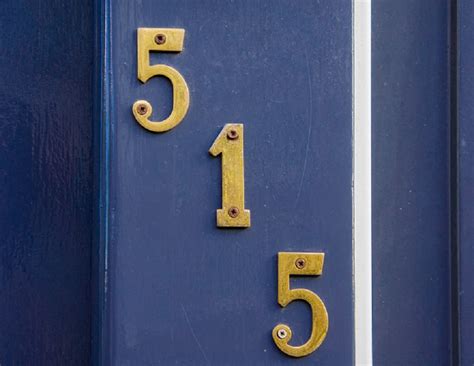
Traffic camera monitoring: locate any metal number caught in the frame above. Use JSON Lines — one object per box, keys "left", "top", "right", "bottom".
{"left": 132, "top": 28, "right": 190, "bottom": 132}
{"left": 209, "top": 123, "right": 250, "bottom": 227}
{"left": 273, "top": 252, "right": 329, "bottom": 357}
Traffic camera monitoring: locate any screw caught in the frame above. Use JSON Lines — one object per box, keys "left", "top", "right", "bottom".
{"left": 136, "top": 103, "right": 148, "bottom": 115}
{"left": 154, "top": 33, "right": 166, "bottom": 45}
{"left": 228, "top": 206, "right": 240, "bottom": 218}
{"left": 295, "top": 258, "right": 306, "bottom": 269}
{"left": 226, "top": 128, "right": 239, "bottom": 140}
{"left": 277, "top": 328, "right": 288, "bottom": 340}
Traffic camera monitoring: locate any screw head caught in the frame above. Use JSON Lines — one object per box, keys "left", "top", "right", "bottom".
{"left": 277, "top": 328, "right": 288, "bottom": 340}
{"left": 227, "top": 128, "right": 239, "bottom": 140}
{"left": 154, "top": 33, "right": 166, "bottom": 45}
{"left": 228, "top": 206, "right": 240, "bottom": 218}
{"left": 136, "top": 103, "right": 148, "bottom": 116}
{"left": 295, "top": 258, "right": 306, "bottom": 269}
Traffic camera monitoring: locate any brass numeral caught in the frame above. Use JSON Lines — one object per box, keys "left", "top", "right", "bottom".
{"left": 132, "top": 28, "right": 190, "bottom": 132}
{"left": 209, "top": 124, "right": 250, "bottom": 227}
{"left": 273, "top": 252, "right": 329, "bottom": 357}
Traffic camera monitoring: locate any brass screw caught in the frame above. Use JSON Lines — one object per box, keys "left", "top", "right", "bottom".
{"left": 227, "top": 128, "right": 239, "bottom": 140}
{"left": 154, "top": 33, "right": 166, "bottom": 45}
{"left": 295, "top": 258, "right": 306, "bottom": 269}
{"left": 228, "top": 206, "right": 240, "bottom": 218}
{"left": 277, "top": 328, "right": 288, "bottom": 339}
{"left": 136, "top": 103, "right": 148, "bottom": 115}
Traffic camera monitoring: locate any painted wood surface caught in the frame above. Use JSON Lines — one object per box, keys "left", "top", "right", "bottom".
{"left": 3, "top": 1, "right": 472, "bottom": 364}
{"left": 458, "top": 1, "right": 474, "bottom": 364}
{"left": 0, "top": 0, "right": 95, "bottom": 364}
{"left": 98, "top": 1, "right": 353, "bottom": 365}
{"left": 372, "top": 1, "right": 454, "bottom": 364}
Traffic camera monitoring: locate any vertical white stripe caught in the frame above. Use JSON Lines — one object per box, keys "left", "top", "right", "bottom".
{"left": 354, "top": 0, "right": 373, "bottom": 365}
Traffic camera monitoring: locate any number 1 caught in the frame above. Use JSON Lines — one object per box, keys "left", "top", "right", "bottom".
{"left": 209, "top": 124, "right": 250, "bottom": 228}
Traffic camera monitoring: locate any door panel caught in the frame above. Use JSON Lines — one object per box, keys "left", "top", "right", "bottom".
{"left": 458, "top": 1, "right": 474, "bottom": 364}
{"left": 0, "top": 0, "right": 94, "bottom": 364}
{"left": 372, "top": 1, "right": 453, "bottom": 365}
{"left": 100, "top": 1, "right": 353, "bottom": 365}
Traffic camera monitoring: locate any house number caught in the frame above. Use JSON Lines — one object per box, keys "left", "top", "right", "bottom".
{"left": 209, "top": 124, "right": 251, "bottom": 228}
{"left": 132, "top": 28, "right": 190, "bottom": 132}
{"left": 132, "top": 27, "right": 329, "bottom": 358}
{"left": 273, "top": 252, "right": 329, "bottom": 357}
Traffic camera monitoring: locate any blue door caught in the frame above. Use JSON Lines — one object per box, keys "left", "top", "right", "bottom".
{"left": 3, "top": 0, "right": 474, "bottom": 365}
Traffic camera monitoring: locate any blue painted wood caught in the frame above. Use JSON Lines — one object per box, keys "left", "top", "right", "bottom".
{"left": 458, "top": 1, "right": 474, "bottom": 364}
{"left": 98, "top": 1, "right": 353, "bottom": 364}
{"left": 0, "top": 0, "right": 94, "bottom": 364}
{"left": 372, "top": 1, "right": 454, "bottom": 365}
{"left": 92, "top": 0, "right": 113, "bottom": 364}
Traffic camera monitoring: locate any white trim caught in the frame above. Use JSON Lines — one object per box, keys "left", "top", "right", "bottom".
{"left": 354, "top": 0, "right": 373, "bottom": 365}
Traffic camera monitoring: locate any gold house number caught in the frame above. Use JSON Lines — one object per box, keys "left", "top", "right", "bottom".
{"left": 132, "top": 27, "right": 329, "bottom": 359}
{"left": 273, "top": 252, "right": 329, "bottom": 357}
{"left": 209, "top": 123, "right": 251, "bottom": 228}
{"left": 132, "top": 28, "right": 190, "bottom": 132}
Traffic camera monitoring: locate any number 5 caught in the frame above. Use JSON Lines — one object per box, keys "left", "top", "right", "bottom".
{"left": 132, "top": 28, "right": 190, "bottom": 132}
{"left": 273, "top": 252, "right": 329, "bottom": 357}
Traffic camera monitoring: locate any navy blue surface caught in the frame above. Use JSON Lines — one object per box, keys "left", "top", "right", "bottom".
{"left": 372, "top": 1, "right": 453, "bottom": 365}
{"left": 0, "top": 0, "right": 94, "bottom": 364}
{"left": 458, "top": 1, "right": 474, "bottom": 364}
{"left": 101, "top": 1, "right": 353, "bottom": 365}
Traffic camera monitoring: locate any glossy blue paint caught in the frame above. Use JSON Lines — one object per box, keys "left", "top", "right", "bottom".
{"left": 372, "top": 1, "right": 454, "bottom": 365}
{"left": 458, "top": 1, "right": 474, "bottom": 364}
{"left": 98, "top": 1, "right": 353, "bottom": 365}
{"left": 0, "top": 0, "right": 94, "bottom": 364}
{"left": 92, "top": 0, "right": 113, "bottom": 364}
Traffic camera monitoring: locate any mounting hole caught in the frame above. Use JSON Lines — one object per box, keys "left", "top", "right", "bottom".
{"left": 155, "top": 33, "right": 166, "bottom": 45}
{"left": 277, "top": 328, "right": 288, "bottom": 339}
